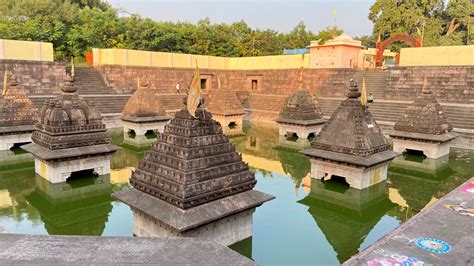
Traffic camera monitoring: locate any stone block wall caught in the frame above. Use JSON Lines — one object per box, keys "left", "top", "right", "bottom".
{"left": 0, "top": 60, "right": 65, "bottom": 95}
{"left": 387, "top": 66, "right": 474, "bottom": 103}
{"left": 97, "top": 65, "right": 356, "bottom": 97}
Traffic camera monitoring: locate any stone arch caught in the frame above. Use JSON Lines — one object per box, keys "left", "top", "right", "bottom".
{"left": 375, "top": 34, "right": 422, "bottom": 67}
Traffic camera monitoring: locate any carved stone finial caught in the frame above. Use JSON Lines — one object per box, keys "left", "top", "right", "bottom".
{"left": 348, "top": 79, "right": 361, "bottom": 98}
{"left": 61, "top": 73, "right": 77, "bottom": 93}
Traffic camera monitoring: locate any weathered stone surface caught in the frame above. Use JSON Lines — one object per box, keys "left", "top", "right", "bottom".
{"left": 0, "top": 71, "right": 38, "bottom": 129}
{"left": 207, "top": 89, "right": 245, "bottom": 116}
{"left": 277, "top": 86, "right": 322, "bottom": 124}
{"left": 344, "top": 177, "right": 474, "bottom": 266}
{"left": 309, "top": 80, "right": 391, "bottom": 157}
{"left": 122, "top": 79, "right": 168, "bottom": 119}
{"left": 0, "top": 60, "right": 64, "bottom": 95}
{"left": 26, "top": 74, "right": 118, "bottom": 152}
{"left": 387, "top": 66, "right": 474, "bottom": 103}
{"left": 113, "top": 188, "right": 274, "bottom": 232}
{"left": 394, "top": 80, "right": 453, "bottom": 135}
{"left": 0, "top": 234, "right": 255, "bottom": 265}
{"left": 126, "top": 103, "right": 259, "bottom": 209}
{"left": 21, "top": 74, "right": 119, "bottom": 181}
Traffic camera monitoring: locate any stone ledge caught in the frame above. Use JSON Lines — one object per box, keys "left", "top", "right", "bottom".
{"left": 390, "top": 130, "right": 458, "bottom": 143}
{"left": 276, "top": 118, "right": 327, "bottom": 126}
{"left": 113, "top": 188, "right": 275, "bottom": 232}
{"left": 121, "top": 115, "right": 171, "bottom": 123}
{"left": 343, "top": 177, "right": 474, "bottom": 266}
{"left": 0, "top": 125, "right": 35, "bottom": 134}
{"left": 0, "top": 234, "right": 255, "bottom": 265}
{"left": 21, "top": 143, "right": 120, "bottom": 160}
{"left": 301, "top": 149, "right": 400, "bottom": 167}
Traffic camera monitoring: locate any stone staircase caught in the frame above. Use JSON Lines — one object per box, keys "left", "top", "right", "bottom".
{"left": 318, "top": 97, "right": 474, "bottom": 130}
{"left": 243, "top": 94, "right": 287, "bottom": 112}
{"left": 355, "top": 71, "right": 389, "bottom": 100}
{"left": 72, "top": 67, "right": 112, "bottom": 95}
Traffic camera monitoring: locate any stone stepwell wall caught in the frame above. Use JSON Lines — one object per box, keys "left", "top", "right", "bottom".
{"left": 0, "top": 60, "right": 65, "bottom": 95}
{"left": 387, "top": 66, "right": 474, "bottom": 103}
{"left": 96, "top": 65, "right": 356, "bottom": 97}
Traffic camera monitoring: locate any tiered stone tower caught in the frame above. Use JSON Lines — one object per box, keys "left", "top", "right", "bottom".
{"left": 22, "top": 74, "right": 119, "bottom": 183}
{"left": 301, "top": 79, "right": 400, "bottom": 190}
{"left": 206, "top": 89, "right": 245, "bottom": 135}
{"left": 121, "top": 79, "right": 170, "bottom": 147}
{"left": 113, "top": 99, "right": 274, "bottom": 246}
{"left": 0, "top": 71, "right": 38, "bottom": 150}
{"left": 390, "top": 79, "right": 458, "bottom": 159}
{"left": 276, "top": 83, "right": 326, "bottom": 147}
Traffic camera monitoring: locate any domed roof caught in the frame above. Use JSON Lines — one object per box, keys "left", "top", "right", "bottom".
{"left": 122, "top": 79, "right": 167, "bottom": 118}
{"left": 39, "top": 74, "right": 102, "bottom": 127}
{"left": 31, "top": 74, "right": 112, "bottom": 150}
{"left": 277, "top": 85, "right": 322, "bottom": 123}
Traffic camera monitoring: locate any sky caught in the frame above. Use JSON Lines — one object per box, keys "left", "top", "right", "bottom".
{"left": 107, "top": 0, "right": 375, "bottom": 37}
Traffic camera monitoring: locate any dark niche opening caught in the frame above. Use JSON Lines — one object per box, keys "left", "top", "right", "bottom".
{"left": 404, "top": 149, "right": 426, "bottom": 160}
{"left": 285, "top": 132, "right": 298, "bottom": 142}
{"left": 200, "top": 78, "right": 207, "bottom": 90}
{"left": 228, "top": 122, "right": 237, "bottom": 129}
{"left": 251, "top": 80, "right": 258, "bottom": 91}
{"left": 66, "top": 169, "right": 97, "bottom": 186}
{"left": 127, "top": 129, "right": 136, "bottom": 139}
{"left": 145, "top": 130, "right": 157, "bottom": 139}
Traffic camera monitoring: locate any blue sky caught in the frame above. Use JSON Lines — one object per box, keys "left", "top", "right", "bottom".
{"left": 107, "top": 0, "right": 375, "bottom": 37}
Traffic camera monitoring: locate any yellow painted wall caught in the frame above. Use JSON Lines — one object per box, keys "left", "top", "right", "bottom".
{"left": 400, "top": 45, "right": 474, "bottom": 66}
{"left": 93, "top": 48, "right": 309, "bottom": 70}
{"left": 0, "top": 39, "right": 53, "bottom": 61}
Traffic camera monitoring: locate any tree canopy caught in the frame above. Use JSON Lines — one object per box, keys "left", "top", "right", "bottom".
{"left": 368, "top": 0, "right": 473, "bottom": 49}
{"left": 0, "top": 0, "right": 342, "bottom": 61}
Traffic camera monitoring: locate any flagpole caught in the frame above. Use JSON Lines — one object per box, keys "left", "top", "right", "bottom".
{"left": 2, "top": 70, "right": 7, "bottom": 97}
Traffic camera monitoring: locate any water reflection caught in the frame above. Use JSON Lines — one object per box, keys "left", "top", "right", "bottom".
{"left": 299, "top": 179, "right": 395, "bottom": 262}
{"left": 0, "top": 124, "right": 471, "bottom": 264}
{"left": 229, "top": 123, "right": 474, "bottom": 264}
{"left": 26, "top": 174, "right": 113, "bottom": 236}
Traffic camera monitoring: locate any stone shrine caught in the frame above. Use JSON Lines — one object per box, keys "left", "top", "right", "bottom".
{"left": 21, "top": 74, "right": 119, "bottom": 183}
{"left": 113, "top": 98, "right": 274, "bottom": 246}
{"left": 276, "top": 81, "right": 325, "bottom": 147}
{"left": 0, "top": 71, "right": 38, "bottom": 150}
{"left": 121, "top": 79, "right": 170, "bottom": 147}
{"left": 301, "top": 79, "right": 400, "bottom": 190}
{"left": 390, "top": 78, "right": 458, "bottom": 159}
{"left": 206, "top": 89, "right": 245, "bottom": 135}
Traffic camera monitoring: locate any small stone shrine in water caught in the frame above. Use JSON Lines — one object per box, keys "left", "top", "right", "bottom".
{"left": 114, "top": 92, "right": 274, "bottom": 246}
{"left": 0, "top": 71, "right": 38, "bottom": 150}
{"left": 121, "top": 79, "right": 170, "bottom": 147}
{"left": 276, "top": 78, "right": 325, "bottom": 145}
{"left": 301, "top": 79, "right": 400, "bottom": 190}
{"left": 206, "top": 86, "right": 245, "bottom": 135}
{"left": 390, "top": 77, "right": 457, "bottom": 159}
{"left": 22, "top": 74, "right": 119, "bottom": 183}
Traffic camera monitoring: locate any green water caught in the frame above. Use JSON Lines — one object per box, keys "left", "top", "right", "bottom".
{"left": 0, "top": 124, "right": 472, "bottom": 265}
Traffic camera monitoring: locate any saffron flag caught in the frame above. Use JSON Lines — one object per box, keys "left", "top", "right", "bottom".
{"left": 2, "top": 71, "right": 7, "bottom": 96}
{"left": 217, "top": 76, "right": 221, "bottom": 89}
{"left": 187, "top": 63, "right": 201, "bottom": 117}
{"left": 360, "top": 77, "right": 368, "bottom": 106}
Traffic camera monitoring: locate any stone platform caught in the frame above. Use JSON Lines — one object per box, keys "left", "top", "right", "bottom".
{"left": 344, "top": 177, "right": 474, "bottom": 265}
{"left": 0, "top": 234, "right": 255, "bottom": 265}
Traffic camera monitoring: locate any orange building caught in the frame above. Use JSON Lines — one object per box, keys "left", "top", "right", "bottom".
{"left": 307, "top": 34, "right": 364, "bottom": 69}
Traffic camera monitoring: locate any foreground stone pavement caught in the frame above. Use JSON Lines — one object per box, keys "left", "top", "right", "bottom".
{"left": 344, "top": 177, "right": 474, "bottom": 265}
{"left": 0, "top": 234, "right": 255, "bottom": 265}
